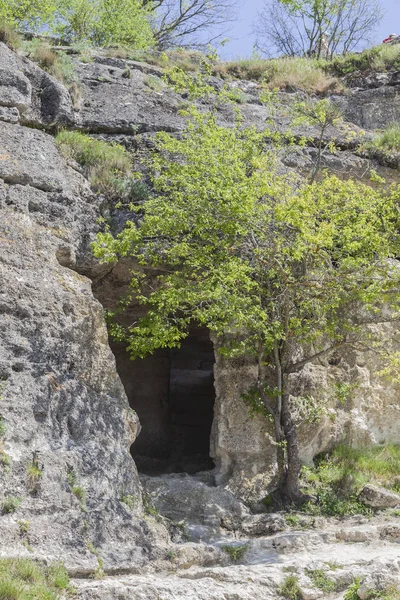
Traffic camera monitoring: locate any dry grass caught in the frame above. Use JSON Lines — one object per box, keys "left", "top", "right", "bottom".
{"left": 32, "top": 43, "right": 58, "bottom": 68}
{"left": 214, "top": 57, "right": 268, "bottom": 81}
{"left": 263, "top": 57, "right": 343, "bottom": 94}
{"left": 0, "top": 20, "right": 21, "bottom": 49}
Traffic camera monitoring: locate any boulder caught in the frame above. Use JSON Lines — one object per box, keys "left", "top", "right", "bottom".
{"left": 359, "top": 484, "right": 400, "bottom": 508}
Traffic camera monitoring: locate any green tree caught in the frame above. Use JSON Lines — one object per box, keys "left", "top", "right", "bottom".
{"left": 94, "top": 109, "right": 400, "bottom": 502}
{"left": 53, "top": 0, "right": 155, "bottom": 47}
{"left": 0, "top": 0, "right": 56, "bottom": 32}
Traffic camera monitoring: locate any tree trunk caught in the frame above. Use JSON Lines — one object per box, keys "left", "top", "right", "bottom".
{"left": 280, "top": 391, "right": 303, "bottom": 503}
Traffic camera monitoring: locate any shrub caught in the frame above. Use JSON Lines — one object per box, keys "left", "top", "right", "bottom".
{"left": 53, "top": 0, "right": 154, "bottom": 48}
{"left": 0, "top": 0, "right": 55, "bottom": 34}
{"left": 344, "top": 578, "right": 362, "bottom": 600}
{"left": 2, "top": 495, "right": 21, "bottom": 514}
{"left": 279, "top": 575, "right": 302, "bottom": 600}
{"left": 301, "top": 444, "right": 400, "bottom": 516}
{"left": 27, "top": 460, "right": 43, "bottom": 493}
{"left": 0, "top": 417, "right": 6, "bottom": 438}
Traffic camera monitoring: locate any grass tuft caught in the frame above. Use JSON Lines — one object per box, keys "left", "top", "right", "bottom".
{"left": 0, "top": 558, "right": 71, "bottom": 599}
{"left": 279, "top": 574, "right": 302, "bottom": 600}
{"left": 221, "top": 544, "right": 248, "bottom": 562}
{"left": 370, "top": 124, "right": 400, "bottom": 152}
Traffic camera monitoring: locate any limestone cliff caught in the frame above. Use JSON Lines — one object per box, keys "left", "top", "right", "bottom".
{"left": 1, "top": 40, "right": 400, "bottom": 597}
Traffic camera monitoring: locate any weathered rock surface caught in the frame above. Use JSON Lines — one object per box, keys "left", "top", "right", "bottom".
{"left": 0, "top": 89, "right": 160, "bottom": 570}
{"left": 359, "top": 484, "right": 400, "bottom": 508}
{"left": 0, "top": 42, "right": 73, "bottom": 126}
{"left": 73, "top": 515, "right": 400, "bottom": 599}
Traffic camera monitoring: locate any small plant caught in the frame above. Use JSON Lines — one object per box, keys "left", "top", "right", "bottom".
{"left": 27, "top": 457, "right": 43, "bottom": 494}
{"left": 120, "top": 494, "right": 135, "bottom": 510}
{"left": 285, "top": 514, "right": 301, "bottom": 528}
{"left": 66, "top": 466, "right": 86, "bottom": 510}
{"left": 221, "top": 544, "right": 249, "bottom": 563}
{"left": 143, "top": 74, "right": 164, "bottom": 92}
{"left": 0, "top": 416, "right": 7, "bottom": 438}
{"left": 17, "top": 520, "right": 30, "bottom": 536}
{"left": 279, "top": 574, "right": 302, "bottom": 600}
{"left": 2, "top": 495, "right": 21, "bottom": 514}
{"left": 31, "top": 42, "right": 58, "bottom": 69}
{"left": 372, "top": 124, "right": 400, "bottom": 152}
{"left": 344, "top": 578, "right": 362, "bottom": 600}
{"left": 334, "top": 382, "right": 356, "bottom": 407}
{"left": 93, "top": 557, "right": 105, "bottom": 580}
{"left": 142, "top": 494, "right": 162, "bottom": 522}
{"left": 306, "top": 568, "right": 336, "bottom": 593}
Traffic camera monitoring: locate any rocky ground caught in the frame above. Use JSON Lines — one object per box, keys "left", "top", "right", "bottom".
{"left": 74, "top": 509, "right": 400, "bottom": 599}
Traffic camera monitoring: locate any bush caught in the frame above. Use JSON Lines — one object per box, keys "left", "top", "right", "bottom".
{"left": 2, "top": 496, "right": 21, "bottom": 514}
{"left": 301, "top": 444, "right": 400, "bottom": 516}
{"left": 305, "top": 568, "right": 336, "bottom": 593}
{"left": 52, "top": 0, "right": 154, "bottom": 47}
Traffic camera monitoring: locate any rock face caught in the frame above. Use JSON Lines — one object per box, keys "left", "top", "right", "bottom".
{"left": 1, "top": 42, "right": 400, "bottom": 590}
{"left": 0, "top": 60, "right": 160, "bottom": 571}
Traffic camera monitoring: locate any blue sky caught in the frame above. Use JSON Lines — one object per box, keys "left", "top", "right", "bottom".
{"left": 221, "top": 0, "right": 400, "bottom": 58}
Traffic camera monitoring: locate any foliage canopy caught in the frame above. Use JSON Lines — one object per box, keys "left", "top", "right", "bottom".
{"left": 94, "top": 108, "right": 400, "bottom": 500}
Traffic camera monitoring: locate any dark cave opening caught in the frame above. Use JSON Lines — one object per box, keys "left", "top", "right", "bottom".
{"left": 111, "top": 328, "right": 216, "bottom": 475}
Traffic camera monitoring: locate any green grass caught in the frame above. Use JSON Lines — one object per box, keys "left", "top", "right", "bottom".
{"left": 56, "top": 131, "right": 132, "bottom": 198}
{"left": 143, "top": 74, "right": 165, "bottom": 92}
{"left": 301, "top": 444, "right": 400, "bottom": 516}
{"left": 328, "top": 44, "right": 400, "bottom": 76}
{"left": 305, "top": 568, "right": 336, "bottom": 593}
{"left": 0, "top": 417, "right": 6, "bottom": 438}
{"left": 278, "top": 575, "right": 302, "bottom": 600}
{"left": 0, "top": 558, "right": 70, "bottom": 599}
{"left": 370, "top": 124, "right": 400, "bottom": 152}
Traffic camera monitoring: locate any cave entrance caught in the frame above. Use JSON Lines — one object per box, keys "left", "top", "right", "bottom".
{"left": 111, "top": 328, "right": 216, "bottom": 475}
